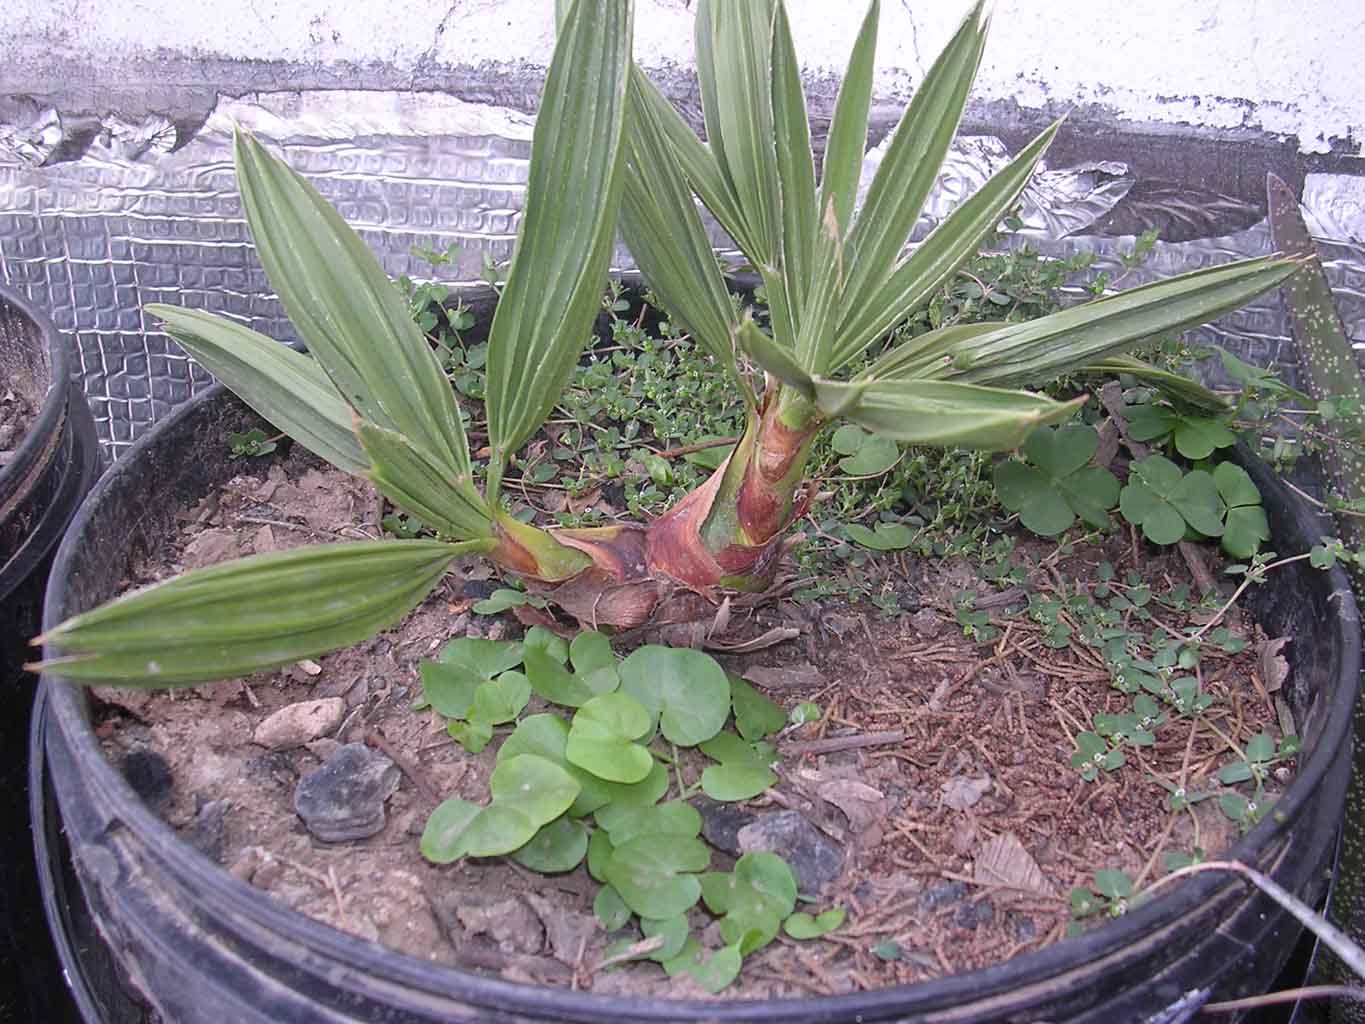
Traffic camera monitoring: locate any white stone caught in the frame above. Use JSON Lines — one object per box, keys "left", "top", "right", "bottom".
{"left": 252, "top": 697, "right": 346, "bottom": 751}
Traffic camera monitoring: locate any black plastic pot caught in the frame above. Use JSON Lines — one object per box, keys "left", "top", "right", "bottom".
{"left": 0, "top": 284, "right": 100, "bottom": 1022}
{"left": 35, "top": 387, "right": 1360, "bottom": 1024}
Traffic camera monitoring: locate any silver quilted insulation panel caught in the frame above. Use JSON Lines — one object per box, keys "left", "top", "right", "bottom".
{"left": 1, "top": 90, "right": 1363, "bottom": 460}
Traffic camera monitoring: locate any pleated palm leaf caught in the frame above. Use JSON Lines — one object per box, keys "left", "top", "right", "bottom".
{"left": 40, "top": 0, "right": 1299, "bottom": 686}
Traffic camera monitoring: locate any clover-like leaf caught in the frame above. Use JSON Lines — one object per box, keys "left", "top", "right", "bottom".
{"left": 524, "top": 646, "right": 596, "bottom": 707}
{"left": 830, "top": 424, "right": 900, "bottom": 477}
{"left": 587, "top": 827, "right": 614, "bottom": 882}
{"left": 419, "top": 754, "right": 579, "bottom": 862}
{"left": 1094, "top": 868, "right": 1133, "bottom": 901}
{"left": 440, "top": 636, "right": 525, "bottom": 678}
{"left": 570, "top": 630, "right": 619, "bottom": 683}
{"left": 1120, "top": 455, "right": 1223, "bottom": 544}
{"left": 566, "top": 693, "right": 655, "bottom": 783}
{"left": 661, "top": 939, "right": 742, "bottom": 994}
{"left": 523, "top": 625, "right": 569, "bottom": 664}
{"left": 512, "top": 816, "right": 589, "bottom": 873}
{"left": 704, "top": 852, "right": 798, "bottom": 955}
{"left": 419, "top": 659, "right": 482, "bottom": 718}
{"left": 1214, "top": 461, "right": 1269, "bottom": 559}
{"left": 604, "top": 834, "right": 710, "bottom": 919}
{"left": 729, "top": 674, "right": 787, "bottom": 741}
{"left": 595, "top": 800, "right": 702, "bottom": 845}
{"left": 699, "top": 731, "right": 779, "bottom": 802}
{"left": 619, "top": 645, "right": 730, "bottom": 746}
{"left": 472, "top": 588, "right": 539, "bottom": 615}
{"left": 1123, "top": 404, "right": 1236, "bottom": 460}
{"left": 420, "top": 798, "right": 483, "bottom": 864}
{"left": 783, "top": 907, "right": 845, "bottom": 939}
{"left": 470, "top": 670, "right": 531, "bottom": 725}
{"left": 844, "top": 521, "right": 916, "bottom": 550}
{"left": 1070, "top": 731, "right": 1124, "bottom": 780}
{"left": 994, "top": 424, "right": 1118, "bottom": 536}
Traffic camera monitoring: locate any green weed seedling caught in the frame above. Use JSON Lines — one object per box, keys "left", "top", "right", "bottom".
{"left": 226, "top": 427, "right": 279, "bottom": 458}
{"left": 417, "top": 633, "right": 842, "bottom": 993}
{"left": 1068, "top": 868, "right": 1135, "bottom": 935}
{"left": 1071, "top": 731, "right": 1125, "bottom": 782}
{"left": 829, "top": 424, "right": 901, "bottom": 477}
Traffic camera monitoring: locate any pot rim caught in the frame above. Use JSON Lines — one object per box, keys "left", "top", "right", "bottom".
{"left": 0, "top": 283, "right": 73, "bottom": 504}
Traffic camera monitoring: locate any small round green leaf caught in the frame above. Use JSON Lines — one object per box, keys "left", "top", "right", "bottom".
{"left": 1173, "top": 416, "right": 1236, "bottom": 460}
{"left": 1170, "top": 470, "right": 1224, "bottom": 537}
{"left": 511, "top": 816, "right": 589, "bottom": 873}
{"left": 439, "top": 637, "right": 524, "bottom": 678}
{"left": 489, "top": 754, "right": 581, "bottom": 822}
{"left": 420, "top": 798, "right": 482, "bottom": 864}
{"left": 522, "top": 625, "right": 568, "bottom": 664}
{"left": 838, "top": 435, "right": 899, "bottom": 476}
{"left": 604, "top": 834, "right": 710, "bottom": 919}
{"left": 593, "top": 883, "right": 632, "bottom": 931}
{"left": 570, "top": 630, "right": 617, "bottom": 676}
{"left": 471, "top": 670, "right": 531, "bottom": 724}
{"left": 620, "top": 646, "right": 730, "bottom": 746}
{"left": 587, "top": 827, "right": 614, "bottom": 882}
{"left": 524, "top": 646, "right": 595, "bottom": 707}
{"left": 595, "top": 800, "right": 702, "bottom": 845}
{"left": 641, "top": 914, "right": 690, "bottom": 963}
{"left": 661, "top": 939, "right": 742, "bottom": 994}
{"left": 701, "top": 762, "right": 778, "bottom": 801}
{"left": 830, "top": 424, "right": 867, "bottom": 456}
{"left": 566, "top": 693, "right": 654, "bottom": 783}
{"left": 783, "top": 907, "right": 846, "bottom": 939}
{"left": 844, "top": 522, "right": 915, "bottom": 550}
{"left": 730, "top": 674, "right": 787, "bottom": 740}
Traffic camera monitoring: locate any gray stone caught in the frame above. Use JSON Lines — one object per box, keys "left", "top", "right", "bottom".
{"left": 691, "top": 796, "right": 755, "bottom": 857}
{"left": 184, "top": 797, "right": 230, "bottom": 863}
{"left": 293, "top": 742, "right": 400, "bottom": 842}
{"left": 736, "top": 810, "right": 843, "bottom": 898}
{"left": 919, "top": 880, "right": 968, "bottom": 913}
{"left": 953, "top": 897, "right": 995, "bottom": 930}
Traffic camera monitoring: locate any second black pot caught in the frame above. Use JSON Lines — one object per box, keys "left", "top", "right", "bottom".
{"left": 0, "top": 284, "right": 100, "bottom": 1023}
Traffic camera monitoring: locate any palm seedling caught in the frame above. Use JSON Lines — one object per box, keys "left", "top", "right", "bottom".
{"left": 38, "top": 0, "right": 1301, "bottom": 685}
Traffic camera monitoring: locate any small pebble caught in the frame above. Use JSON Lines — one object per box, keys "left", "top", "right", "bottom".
{"left": 293, "top": 742, "right": 400, "bottom": 842}
{"left": 253, "top": 697, "right": 345, "bottom": 750}
{"left": 184, "top": 797, "right": 230, "bottom": 863}
{"left": 919, "top": 880, "right": 968, "bottom": 912}
{"left": 953, "top": 897, "right": 995, "bottom": 930}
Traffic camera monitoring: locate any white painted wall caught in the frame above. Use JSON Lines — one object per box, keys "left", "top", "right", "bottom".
{"left": 4, "top": 0, "right": 1364, "bottom": 155}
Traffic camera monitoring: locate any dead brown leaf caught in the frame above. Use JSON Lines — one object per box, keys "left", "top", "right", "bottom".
{"left": 1259, "top": 636, "right": 1291, "bottom": 693}
{"left": 940, "top": 774, "right": 992, "bottom": 811}
{"left": 973, "top": 832, "right": 1058, "bottom": 897}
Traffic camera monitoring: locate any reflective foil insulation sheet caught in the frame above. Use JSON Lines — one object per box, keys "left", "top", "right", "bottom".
{"left": 1, "top": 90, "right": 1363, "bottom": 462}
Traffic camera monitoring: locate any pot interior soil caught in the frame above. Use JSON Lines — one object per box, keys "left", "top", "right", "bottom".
{"left": 0, "top": 387, "right": 36, "bottom": 467}
{"left": 91, "top": 445, "right": 1292, "bottom": 1001}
